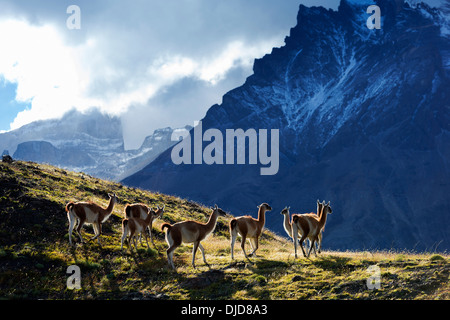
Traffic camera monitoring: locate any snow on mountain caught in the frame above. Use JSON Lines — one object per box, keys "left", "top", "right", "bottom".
{"left": 405, "top": 0, "right": 450, "bottom": 37}
{"left": 123, "top": 0, "right": 450, "bottom": 251}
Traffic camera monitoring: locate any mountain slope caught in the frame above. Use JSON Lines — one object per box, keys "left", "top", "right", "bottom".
{"left": 0, "top": 160, "right": 448, "bottom": 300}
{"left": 123, "top": 0, "right": 450, "bottom": 251}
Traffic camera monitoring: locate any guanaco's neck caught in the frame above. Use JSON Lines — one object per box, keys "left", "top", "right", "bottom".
{"left": 106, "top": 198, "right": 116, "bottom": 213}
{"left": 98, "top": 197, "right": 116, "bottom": 223}
{"left": 257, "top": 207, "right": 266, "bottom": 227}
{"left": 205, "top": 210, "right": 219, "bottom": 233}
{"left": 317, "top": 204, "right": 322, "bottom": 219}
{"left": 282, "top": 213, "right": 292, "bottom": 238}
{"left": 100, "top": 198, "right": 116, "bottom": 221}
{"left": 144, "top": 211, "right": 154, "bottom": 225}
{"left": 318, "top": 206, "right": 328, "bottom": 229}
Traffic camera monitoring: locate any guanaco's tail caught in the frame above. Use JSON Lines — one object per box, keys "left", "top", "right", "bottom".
{"left": 229, "top": 218, "right": 237, "bottom": 231}
{"left": 122, "top": 219, "right": 129, "bottom": 231}
{"left": 125, "top": 204, "right": 131, "bottom": 218}
{"left": 65, "top": 202, "right": 74, "bottom": 213}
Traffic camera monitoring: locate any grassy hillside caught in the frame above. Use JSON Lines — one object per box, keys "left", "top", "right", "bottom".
{"left": 0, "top": 160, "right": 448, "bottom": 300}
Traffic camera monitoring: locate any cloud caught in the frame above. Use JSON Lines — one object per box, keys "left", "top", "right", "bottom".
{"left": 119, "top": 38, "right": 280, "bottom": 149}
{"left": 148, "top": 39, "right": 277, "bottom": 85}
{"left": 0, "top": 19, "right": 96, "bottom": 129}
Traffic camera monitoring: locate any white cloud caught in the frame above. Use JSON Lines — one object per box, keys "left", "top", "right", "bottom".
{"left": 0, "top": 17, "right": 281, "bottom": 133}
{"left": 149, "top": 39, "right": 278, "bottom": 85}
{"left": 0, "top": 19, "right": 96, "bottom": 129}
{"left": 151, "top": 56, "right": 197, "bottom": 81}
{"left": 197, "top": 40, "right": 275, "bottom": 84}
{"left": 120, "top": 39, "right": 280, "bottom": 149}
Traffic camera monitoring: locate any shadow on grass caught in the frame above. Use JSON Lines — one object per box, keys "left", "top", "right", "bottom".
{"left": 179, "top": 266, "right": 240, "bottom": 299}
{"left": 0, "top": 195, "right": 66, "bottom": 246}
{"left": 311, "top": 255, "right": 354, "bottom": 274}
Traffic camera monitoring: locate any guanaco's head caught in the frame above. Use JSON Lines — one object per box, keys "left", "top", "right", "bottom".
{"left": 155, "top": 204, "right": 165, "bottom": 217}
{"left": 280, "top": 206, "right": 290, "bottom": 215}
{"left": 323, "top": 201, "right": 332, "bottom": 215}
{"left": 147, "top": 205, "right": 164, "bottom": 219}
{"left": 108, "top": 193, "right": 118, "bottom": 204}
{"left": 213, "top": 204, "right": 227, "bottom": 217}
{"left": 257, "top": 203, "right": 272, "bottom": 212}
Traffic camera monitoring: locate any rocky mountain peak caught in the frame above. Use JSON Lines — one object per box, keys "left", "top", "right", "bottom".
{"left": 123, "top": 1, "right": 450, "bottom": 251}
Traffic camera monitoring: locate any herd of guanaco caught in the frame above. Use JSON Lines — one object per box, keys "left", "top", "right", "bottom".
{"left": 65, "top": 193, "right": 332, "bottom": 269}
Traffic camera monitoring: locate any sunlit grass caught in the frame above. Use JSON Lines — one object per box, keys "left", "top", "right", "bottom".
{"left": 0, "top": 160, "right": 449, "bottom": 300}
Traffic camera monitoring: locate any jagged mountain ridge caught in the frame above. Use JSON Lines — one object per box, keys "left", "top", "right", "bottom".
{"left": 0, "top": 109, "right": 187, "bottom": 181}
{"left": 123, "top": 0, "right": 450, "bottom": 251}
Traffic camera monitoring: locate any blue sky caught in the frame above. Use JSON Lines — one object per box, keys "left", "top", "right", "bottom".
{"left": 0, "top": 0, "right": 390, "bottom": 147}
{"left": 0, "top": 80, "right": 30, "bottom": 132}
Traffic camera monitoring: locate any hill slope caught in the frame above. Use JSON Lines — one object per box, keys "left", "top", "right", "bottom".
{"left": 0, "top": 160, "right": 448, "bottom": 300}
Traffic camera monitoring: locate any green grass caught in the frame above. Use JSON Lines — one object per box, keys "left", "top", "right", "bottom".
{"left": 0, "top": 160, "right": 448, "bottom": 300}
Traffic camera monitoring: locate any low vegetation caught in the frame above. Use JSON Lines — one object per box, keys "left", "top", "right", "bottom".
{"left": 0, "top": 160, "right": 448, "bottom": 300}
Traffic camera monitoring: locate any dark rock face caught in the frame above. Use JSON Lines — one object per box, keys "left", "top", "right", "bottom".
{"left": 123, "top": 0, "right": 450, "bottom": 251}
{"left": 13, "top": 140, "right": 97, "bottom": 167}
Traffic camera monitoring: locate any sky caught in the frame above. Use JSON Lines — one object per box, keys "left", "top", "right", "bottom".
{"left": 0, "top": 0, "right": 397, "bottom": 149}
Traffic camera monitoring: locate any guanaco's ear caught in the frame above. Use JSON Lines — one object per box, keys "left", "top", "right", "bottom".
{"left": 214, "top": 204, "right": 218, "bottom": 209}
{"left": 327, "top": 201, "right": 331, "bottom": 206}
{"left": 317, "top": 199, "right": 320, "bottom": 204}
{"left": 288, "top": 206, "right": 290, "bottom": 210}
